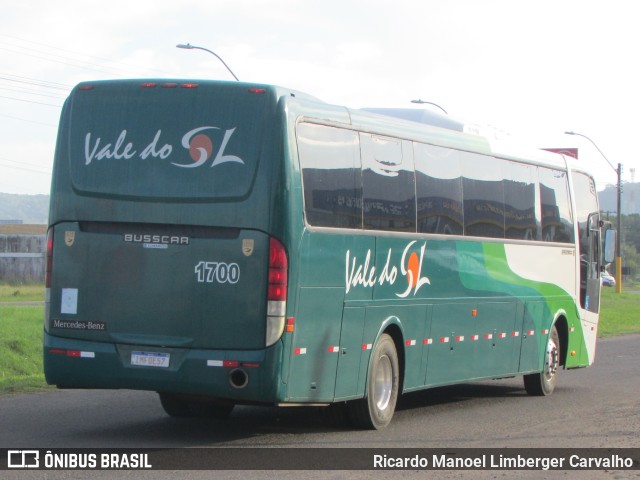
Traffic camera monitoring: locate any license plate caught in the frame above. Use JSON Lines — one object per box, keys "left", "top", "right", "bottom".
{"left": 131, "top": 351, "right": 170, "bottom": 368}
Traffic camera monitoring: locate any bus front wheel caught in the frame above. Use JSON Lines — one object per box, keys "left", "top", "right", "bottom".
{"left": 524, "top": 325, "right": 560, "bottom": 396}
{"left": 348, "top": 333, "right": 399, "bottom": 429}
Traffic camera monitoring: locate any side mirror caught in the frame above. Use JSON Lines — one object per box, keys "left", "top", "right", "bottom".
{"left": 604, "top": 229, "right": 616, "bottom": 264}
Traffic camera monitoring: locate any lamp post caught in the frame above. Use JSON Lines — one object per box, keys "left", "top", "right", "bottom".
{"left": 176, "top": 43, "right": 239, "bottom": 81}
{"left": 410, "top": 99, "right": 448, "bottom": 114}
{"left": 565, "top": 131, "right": 623, "bottom": 293}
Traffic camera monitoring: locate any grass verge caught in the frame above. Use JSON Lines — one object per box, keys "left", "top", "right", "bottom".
{"left": 0, "top": 284, "right": 45, "bottom": 303}
{"left": 598, "top": 286, "right": 640, "bottom": 337}
{"left": 0, "top": 305, "right": 53, "bottom": 393}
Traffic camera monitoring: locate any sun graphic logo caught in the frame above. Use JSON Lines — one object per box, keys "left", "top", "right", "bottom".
{"left": 173, "top": 126, "right": 244, "bottom": 168}
{"left": 397, "top": 240, "right": 430, "bottom": 298}
{"left": 188, "top": 130, "right": 213, "bottom": 163}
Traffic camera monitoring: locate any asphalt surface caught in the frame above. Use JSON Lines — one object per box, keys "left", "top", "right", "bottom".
{"left": 1, "top": 334, "right": 639, "bottom": 479}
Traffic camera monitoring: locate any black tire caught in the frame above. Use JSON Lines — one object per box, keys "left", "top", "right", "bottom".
{"left": 524, "top": 325, "right": 560, "bottom": 396}
{"left": 158, "top": 392, "right": 193, "bottom": 417}
{"left": 319, "top": 402, "right": 351, "bottom": 428}
{"left": 188, "top": 399, "right": 235, "bottom": 419}
{"left": 347, "top": 333, "right": 399, "bottom": 429}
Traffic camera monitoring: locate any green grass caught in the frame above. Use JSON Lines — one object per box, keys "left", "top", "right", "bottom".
{"left": 0, "top": 284, "right": 45, "bottom": 303}
{"left": 598, "top": 286, "right": 640, "bottom": 337}
{"left": 0, "top": 305, "right": 52, "bottom": 393}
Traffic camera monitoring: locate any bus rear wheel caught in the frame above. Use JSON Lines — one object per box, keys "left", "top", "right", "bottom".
{"left": 159, "top": 392, "right": 193, "bottom": 417}
{"left": 347, "top": 333, "right": 399, "bottom": 429}
{"left": 524, "top": 325, "right": 560, "bottom": 396}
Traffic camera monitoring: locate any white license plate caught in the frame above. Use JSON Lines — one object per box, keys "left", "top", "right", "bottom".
{"left": 131, "top": 351, "right": 170, "bottom": 368}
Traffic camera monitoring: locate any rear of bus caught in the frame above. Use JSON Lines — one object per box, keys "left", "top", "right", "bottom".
{"left": 44, "top": 80, "right": 293, "bottom": 409}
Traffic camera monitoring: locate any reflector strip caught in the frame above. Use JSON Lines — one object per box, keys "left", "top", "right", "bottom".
{"left": 362, "top": 343, "right": 372, "bottom": 350}
{"left": 512, "top": 331, "right": 520, "bottom": 337}
{"left": 48, "top": 349, "right": 94, "bottom": 358}
{"left": 569, "top": 327, "right": 575, "bottom": 332}
{"left": 286, "top": 317, "right": 295, "bottom": 333}
{"left": 207, "top": 360, "right": 242, "bottom": 367}
{"left": 471, "top": 335, "right": 479, "bottom": 341}
{"left": 423, "top": 338, "right": 433, "bottom": 345}
{"left": 242, "top": 362, "right": 260, "bottom": 368}
{"left": 327, "top": 346, "right": 339, "bottom": 353}
{"left": 542, "top": 329, "right": 549, "bottom": 335}
{"left": 294, "top": 347, "right": 307, "bottom": 355}
{"left": 498, "top": 332, "right": 507, "bottom": 339}
{"left": 440, "top": 337, "right": 450, "bottom": 343}
{"left": 484, "top": 333, "right": 493, "bottom": 340}
{"left": 527, "top": 330, "right": 535, "bottom": 336}
{"left": 455, "top": 336, "right": 464, "bottom": 342}
{"left": 406, "top": 339, "right": 416, "bottom": 346}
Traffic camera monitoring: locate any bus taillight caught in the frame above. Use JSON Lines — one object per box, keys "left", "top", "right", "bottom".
{"left": 45, "top": 228, "right": 54, "bottom": 288}
{"left": 266, "top": 238, "right": 288, "bottom": 347}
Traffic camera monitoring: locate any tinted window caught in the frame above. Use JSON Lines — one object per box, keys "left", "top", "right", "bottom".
{"left": 361, "top": 134, "right": 416, "bottom": 232}
{"left": 539, "top": 167, "right": 574, "bottom": 243}
{"left": 414, "top": 143, "right": 463, "bottom": 235}
{"left": 504, "top": 162, "right": 539, "bottom": 240}
{"left": 460, "top": 154, "right": 505, "bottom": 238}
{"left": 297, "top": 123, "right": 362, "bottom": 228}
{"left": 572, "top": 171, "right": 600, "bottom": 307}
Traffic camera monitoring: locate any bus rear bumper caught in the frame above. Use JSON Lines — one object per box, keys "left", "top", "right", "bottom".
{"left": 43, "top": 332, "right": 283, "bottom": 403}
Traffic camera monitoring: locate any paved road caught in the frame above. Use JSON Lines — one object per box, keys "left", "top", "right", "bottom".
{"left": 2, "top": 335, "right": 639, "bottom": 479}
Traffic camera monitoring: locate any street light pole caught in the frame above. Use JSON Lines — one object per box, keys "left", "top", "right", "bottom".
{"left": 409, "top": 99, "right": 448, "bottom": 114}
{"left": 565, "top": 131, "right": 623, "bottom": 293}
{"left": 176, "top": 43, "right": 240, "bottom": 81}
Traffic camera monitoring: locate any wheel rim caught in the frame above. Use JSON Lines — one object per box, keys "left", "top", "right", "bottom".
{"left": 373, "top": 354, "right": 393, "bottom": 411}
{"left": 544, "top": 336, "right": 559, "bottom": 381}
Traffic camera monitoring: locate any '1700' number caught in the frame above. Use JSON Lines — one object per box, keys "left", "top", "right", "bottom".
{"left": 195, "top": 261, "right": 240, "bottom": 284}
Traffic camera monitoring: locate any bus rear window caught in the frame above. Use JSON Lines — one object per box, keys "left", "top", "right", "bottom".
{"left": 66, "top": 82, "right": 268, "bottom": 200}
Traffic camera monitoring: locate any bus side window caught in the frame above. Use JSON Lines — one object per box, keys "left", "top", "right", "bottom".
{"left": 361, "top": 134, "right": 416, "bottom": 232}
{"left": 504, "top": 161, "right": 539, "bottom": 241}
{"left": 539, "top": 167, "right": 574, "bottom": 243}
{"left": 297, "top": 123, "right": 362, "bottom": 229}
{"left": 460, "top": 153, "right": 505, "bottom": 238}
{"left": 414, "top": 143, "right": 463, "bottom": 235}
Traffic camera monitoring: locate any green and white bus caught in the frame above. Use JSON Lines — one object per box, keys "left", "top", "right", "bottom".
{"left": 44, "top": 80, "right": 614, "bottom": 429}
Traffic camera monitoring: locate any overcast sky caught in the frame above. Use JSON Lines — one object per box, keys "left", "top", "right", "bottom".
{"left": 1, "top": 0, "right": 638, "bottom": 194}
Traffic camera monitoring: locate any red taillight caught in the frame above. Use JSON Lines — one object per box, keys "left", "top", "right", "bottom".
{"left": 268, "top": 238, "right": 288, "bottom": 301}
{"left": 268, "top": 285, "right": 286, "bottom": 301}
{"left": 45, "top": 228, "right": 53, "bottom": 288}
{"left": 268, "top": 268, "right": 287, "bottom": 284}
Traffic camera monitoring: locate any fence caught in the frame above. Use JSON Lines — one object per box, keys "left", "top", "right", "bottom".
{"left": 0, "top": 234, "right": 46, "bottom": 283}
